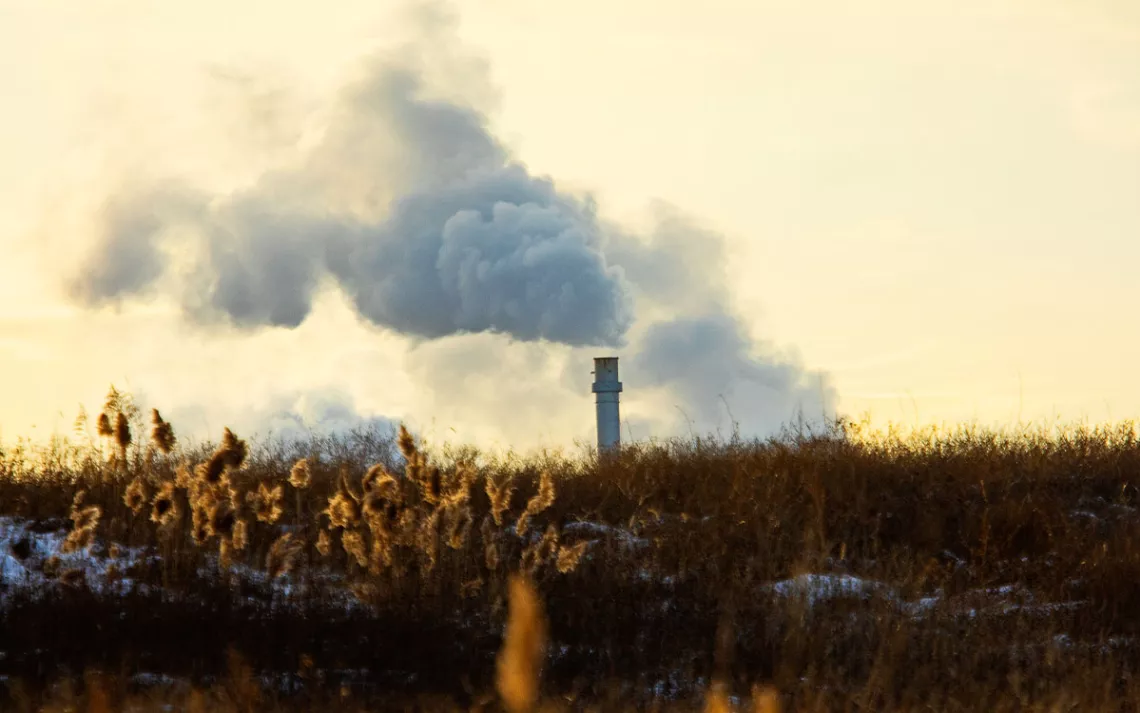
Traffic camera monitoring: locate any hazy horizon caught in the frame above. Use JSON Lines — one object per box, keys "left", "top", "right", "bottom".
{"left": 1, "top": 0, "right": 1138, "bottom": 449}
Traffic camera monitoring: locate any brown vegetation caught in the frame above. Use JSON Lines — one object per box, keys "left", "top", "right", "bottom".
{"left": 1, "top": 388, "right": 1140, "bottom": 710}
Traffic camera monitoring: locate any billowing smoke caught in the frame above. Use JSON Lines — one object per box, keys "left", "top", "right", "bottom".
{"left": 68, "top": 51, "right": 632, "bottom": 347}
{"left": 630, "top": 313, "right": 835, "bottom": 437}
{"left": 64, "top": 3, "right": 838, "bottom": 442}
{"left": 613, "top": 207, "right": 837, "bottom": 438}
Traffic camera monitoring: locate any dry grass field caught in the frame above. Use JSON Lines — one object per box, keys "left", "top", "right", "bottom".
{"left": 3, "top": 387, "right": 1140, "bottom": 711}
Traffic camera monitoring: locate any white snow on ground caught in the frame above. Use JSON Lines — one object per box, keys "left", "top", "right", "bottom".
{"left": 763, "top": 572, "right": 1090, "bottom": 623}
{"left": 768, "top": 574, "right": 892, "bottom": 608}
{"left": 0, "top": 513, "right": 1098, "bottom": 637}
{"left": 562, "top": 520, "right": 651, "bottom": 549}
{"left": 0, "top": 516, "right": 158, "bottom": 598}
{"left": 0, "top": 516, "right": 359, "bottom": 610}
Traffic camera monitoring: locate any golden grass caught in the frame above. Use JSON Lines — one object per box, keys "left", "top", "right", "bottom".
{"left": 3, "top": 388, "right": 1140, "bottom": 710}
{"left": 496, "top": 574, "right": 548, "bottom": 713}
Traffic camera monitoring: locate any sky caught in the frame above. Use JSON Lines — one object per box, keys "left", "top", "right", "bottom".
{"left": 0, "top": 0, "right": 1138, "bottom": 451}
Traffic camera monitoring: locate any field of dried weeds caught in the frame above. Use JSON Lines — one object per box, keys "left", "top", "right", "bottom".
{"left": 2, "top": 387, "right": 1140, "bottom": 711}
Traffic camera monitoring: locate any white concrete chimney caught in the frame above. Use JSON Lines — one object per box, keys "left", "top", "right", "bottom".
{"left": 592, "top": 356, "right": 622, "bottom": 452}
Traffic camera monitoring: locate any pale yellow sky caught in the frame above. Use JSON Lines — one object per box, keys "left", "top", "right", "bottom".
{"left": 1, "top": 0, "right": 1138, "bottom": 448}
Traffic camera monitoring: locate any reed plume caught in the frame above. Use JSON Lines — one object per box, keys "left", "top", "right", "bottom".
{"left": 316, "top": 529, "right": 332, "bottom": 557}
{"left": 482, "top": 516, "right": 500, "bottom": 570}
{"left": 422, "top": 464, "right": 443, "bottom": 505}
{"left": 448, "top": 504, "right": 474, "bottom": 550}
{"left": 326, "top": 490, "right": 359, "bottom": 529}
{"left": 196, "top": 427, "right": 248, "bottom": 484}
{"left": 266, "top": 532, "right": 303, "bottom": 578}
{"left": 150, "top": 481, "right": 180, "bottom": 527}
{"left": 96, "top": 412, "right": 113, "bottom": 438}
{"left": 537, "top": 525, "right": 560, "bottom": 561}
{"left": 368, "top": 531, "right": 393, "bottom": 574}
{"left": 208, "top": 501, "right": 235, "bottom": 537}
{"left": 486, "top": 476, "right": 514, "bottom": 527}
{"left": 515, "top": 471, "right": 555, "bottom": 537}
{"left": 496, "top": 574, "right": 548, "bottom": 713}
{"left": 150, "top": 408, "right": 177, "bottom": 454}
{"left": 289, "top": 458, "right": 312, "bottom": 489}
{"left": 555, "top": 541, "right": 589, "bottom": 574}
{"left": 522, "top": 525, "right": 560, "bottom": 575}
{"left": 397, "top": 423, "right": 416, "bottom": 460}
{"left": 703, "top": 681, "right": 733, "bottom": 713}
{"left": 420, "top": 507, "right": 443, "bottom": 569}
{"left": 71, "top": 504, "right": 101, "bottom": 532}
{"left": 191, "top": 505, "right": 212, "bottom": 545}
{"left": 750, "top": 685, "right": 782, "bottom": 713}
{"left": 114, "top": 412, "right": 132, "bottom": 452}
{"left": 62, "top": 525, "right": 95, "bottom": 554}
{"left": 123, "top": 477, "right": 148, "bottom": 514}
{"left": 342, "top": 529, "right": 368, "bottom": 568}
{"left": 219, "top": 539, "right": 234, "bottom": 570}
{"left": 247, "top": 482, "right": 284, "bottom": 524}
{"left": 174, "top": 461, "right": 194, "bottom": 490}
{"left": 360, "top": 463, "right": 388, "bottom": 492}
{"left": 232, "top": 518, "right": 249, "bottom": 551}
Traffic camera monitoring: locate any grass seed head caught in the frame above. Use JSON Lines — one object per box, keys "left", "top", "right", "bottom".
{"left": 209, "top": 502, "right": 236, "bottom": 537}
{"left": 219, "top": 539, "right": 233, "bottom": 570}
{"left": 326, "top": 488, "right": 359, "bottom": 529}
{"left": 515, "top": 472, "right": 556, "bottom": 538}
{"left": 151, "top": 482, "right": 180, "bottom": 527}
{"left": 191, "top": 507, "right": 212, "bottom": 545}
{"left": 316, "top": 529, "right": 332, "bottom": 557}
{"left": 529, "top": 471, "right": 555, "bottom": 514}
{"left": 232, "top": 518, "right": 249, "bottom": 551}
{"left": 537, "top": 525, "right": 560, "bottom": 560}
{"left": 751, "top": 685, "right": 782, "bottom": 713}
{"left": 62, "top": 526, "right": 96, "bottom": 554}
{"left": 342, "top": 530, "right": 368, "bottom": 568}
{"left": 220, "top": 427, "right": 248, "bottom": 468}
{"left": 150, "top": 408, "right": 177, "bottom": 454}
{"left": 368, "top": 532, "right": 393, "bottom": 574}
{"left": 703, "top": 681, "right": 733, "bottom": 713}
{"left": 124, "top": 477, "right": 148, "bottom": 514}
{"left": 289, "top": 458, "right": 312, "bottom": 489}
{"left": 495, "top": 574, "right": 548, "bottom": 713}
{"left": 97, "top": 412, "right": 113, "bottom": 437}
{"left": 247, "top": 482, "right": 284, "bottom": 524}
{"left": 397, "top": 423, "right": 416, "bottom": 460}
{"left": 514, "top": 511, "right": 532, "bottom": 538}
{"left": 448, "top": 504, "right": 474, "bottom": 550}
{"left": 555, "top": 541, "right": 589, "bottom": 574}
{"left": 114, "top": 412, "right": 132, "bottom": 451}
{"left": 266, "top": 532, "right": 303, "bottom": 578}
{"left": 421, "top": 465, "right": 443, "bottom": 505}
{"left": 174, "top": 461, "right": 194, "bottom": 490}
{"left": 361, "top": 463, "right": 386, "bottom": 492}
{"left": 71, "top": 504, "right": 102, "bottom": 532}
{"left": 197, "top": 454, "right": 228, "bottom": 485}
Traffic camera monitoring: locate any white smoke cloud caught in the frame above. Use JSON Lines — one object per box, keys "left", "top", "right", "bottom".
{"left": 61, "top": 1, "right": 838, "bottom": 445}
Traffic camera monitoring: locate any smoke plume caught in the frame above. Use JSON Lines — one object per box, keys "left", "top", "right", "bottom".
{"left": 64, "top": 2, "right": 838, "bottom": 442}
{"left": 67, "top": 35, "right": 632, "bottom": 347}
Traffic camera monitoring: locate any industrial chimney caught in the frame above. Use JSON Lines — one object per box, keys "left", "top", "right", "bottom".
{"left": 592, "top": 356, "right": 622, "bottom": 452}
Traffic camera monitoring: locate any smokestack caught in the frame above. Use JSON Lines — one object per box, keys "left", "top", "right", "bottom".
{"left": 592, "top": 356, "right": 622, "bottom": 452}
